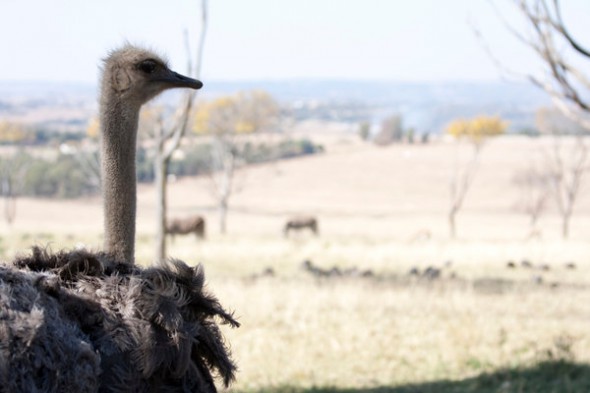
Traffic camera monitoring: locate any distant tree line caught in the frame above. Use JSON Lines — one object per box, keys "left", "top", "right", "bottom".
{"left": 2, "top": 137, "right": 322, "bottom": 199}
{"left": 358, "top": 115, "right": 428, "bottom": 145}
{"left": 0, "top": 121, "right": 86, "bottom": 146}
{"left": 137, "top": 138, "right": 322, "bottom": 183}
{"left": 1, "top": 151, "right": 96, "bottom": 199}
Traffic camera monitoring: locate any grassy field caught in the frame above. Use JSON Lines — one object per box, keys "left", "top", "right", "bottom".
{"left": 1, "top": 134, "right": 590, "bottom": 392}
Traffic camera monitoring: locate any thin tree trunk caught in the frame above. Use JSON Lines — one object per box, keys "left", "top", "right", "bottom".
{"left": 2, "top": 177, "right": 15, "bottom": 225}
{"left": 221, "top": 151, "right": 235, "bottom": 235}
{"left": 448, "top": 144, "right": 482, "bottom": 240}
{"left": 217, "top": 158, "right": 233, "bottom": 234}
{"left": 530, "top": 213, "right": 539, "bottom": 232}
{"left": 152, "top": 0, "right": 208, "bottom": 261}
{"left": 562, "top": 211, "right": 571, "bottom": 239}
{"left": 448, "top": 210, "right": 457, "bottom": 239}
{"left": 219, "top": 198, "right": 228, "bottom": 234}
{"left": 155, "top": 150, "right": 168, "bottom": 262}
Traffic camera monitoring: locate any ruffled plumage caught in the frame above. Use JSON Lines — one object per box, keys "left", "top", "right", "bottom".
{"left": 0, "top": 246, "right": 238, "bottom": 393}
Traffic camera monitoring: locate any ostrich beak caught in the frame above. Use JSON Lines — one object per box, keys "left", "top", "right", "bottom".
{"left": 161, "top": 70, "right": 203, "bottom": 89}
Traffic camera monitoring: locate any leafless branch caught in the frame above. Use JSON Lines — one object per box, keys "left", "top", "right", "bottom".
{"left": 553, "top": 0, "right": 590, "bottom": 58}
{"left": 154, "top": 0, "right": 208, "bottom": 260}
{"left": 480, "top": 0, "right": 590, "bottom": 130}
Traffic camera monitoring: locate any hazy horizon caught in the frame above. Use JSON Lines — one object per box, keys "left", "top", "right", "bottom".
{"left": 0, "top": 76, "right": 543, "bottom": 86}
{"left": 2, "top": 1, "right": 590, "bottom": 84}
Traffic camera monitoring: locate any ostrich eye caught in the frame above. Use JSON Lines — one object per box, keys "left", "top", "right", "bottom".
{"left": 138, "top": 60, "right": 158, "bottom": 74}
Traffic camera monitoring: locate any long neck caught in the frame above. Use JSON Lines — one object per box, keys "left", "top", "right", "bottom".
{"left": 100, "top": 95, "right": 140, "bottom": 264}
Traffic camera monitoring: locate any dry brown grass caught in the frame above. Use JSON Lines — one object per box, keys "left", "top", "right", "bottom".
{"left": 0, "top": 135, "right": 589, "bottom": 390}
{"left": 217, "top": 276, "right": 590, "bottom": 390}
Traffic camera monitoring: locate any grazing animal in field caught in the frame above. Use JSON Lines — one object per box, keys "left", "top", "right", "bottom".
{"left": 284, "top": 215, "right": 319, "bottom": 237}
{"left": 408, "top": 266, "right": 420, "bottom": 276}
{"left": 0, "top": 45, "right": 237, "bottom": 392}
{"left": 422, "top": 266, "right": 441, "bottom": 280}
{"left": 407, "top": 266, "right": 442, "bottom": 280}
{"left": 166, "top": 215, "right": 206, "bottom": 240}
{"left": 521, "top": 259, "right": 533, "bottom": 268}
{"left": 301, "top": 259, "right": 373, "bottom": 279}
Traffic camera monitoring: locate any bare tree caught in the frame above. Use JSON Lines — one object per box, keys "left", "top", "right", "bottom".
{"left": 0, "top": 151, "right": 29, "bottom": 225}
{"left": 448, "top": 142, "right": 482, "bottom": 239}
{"left": 151, "top": 0, "right": 208, "bottom": 261}
{"left": 81, "top": 118, "right": 102, "bottom": 191}
{"left": 75, "top": 148, "right": 101, "bottom": 193}
{"left": 478, "top": 0, "right": 590, "bottom": 238}
{"left": 536, "top": 108, "right": 588, "bottom": 238}
{"left": 478, "top": 0, "right": 590, "bottom": 128}
{"left": 513, "top": 161, "right": 552, "bottom": 236}
{"left": 209, "top": 133, "right": 237, "bottom": 235}
{"left": 0, "top": 123, "right": 30, "bottom": 225}
{"left": 446, "top": 116, "right": 506, "bottom": 238}
{"left": 195, "top": 91, "right": 279, "bottom": 234}
{"left": 547, "top": 136, "right": 587, "bottom": 238}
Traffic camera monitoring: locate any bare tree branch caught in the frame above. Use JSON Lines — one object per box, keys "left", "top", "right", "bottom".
{"left": 153, "top": 0, "right": 208, "bottom": 261}
{"left": 553, "top": 0, "right": 590, "bottom": 58}
{"left": 480, "top": 0, "right": 590, "bottom": 130}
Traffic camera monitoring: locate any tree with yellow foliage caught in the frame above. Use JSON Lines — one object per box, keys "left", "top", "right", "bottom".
{"left": 446, "top": 115, "right": 506, "bottom": 150}
{"left": 446, "top": 115, "right": 507, "bottom": 238}
{"left": 86, "top": 117, "right": 100, "bottom": 140}
{"left": 0, "top": 122, "right": 29, "bottom": 225}
{"left": 194, "top": 90, "right": 279, "bottom": 233}
{"left": 0, "top": 121, "right": 28, "bottom": 144}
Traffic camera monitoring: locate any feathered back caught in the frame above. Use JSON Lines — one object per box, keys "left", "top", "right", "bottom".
{"left": 2, "top": 247, "right": 238, "bottom": 393}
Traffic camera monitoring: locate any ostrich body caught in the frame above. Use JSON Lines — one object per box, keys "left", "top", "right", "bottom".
{"left": 0, "top": 46, "right": 237, "bottom": 392}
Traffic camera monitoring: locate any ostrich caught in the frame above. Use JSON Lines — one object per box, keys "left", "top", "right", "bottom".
{"left": 0, "top": 45, "right": 238, "bottom": 392}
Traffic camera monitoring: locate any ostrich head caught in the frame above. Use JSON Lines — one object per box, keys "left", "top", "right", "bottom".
{"left": 101, "top": 45, "right": 203, "bottom": 107}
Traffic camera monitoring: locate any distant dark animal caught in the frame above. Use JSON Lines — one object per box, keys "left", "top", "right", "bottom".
{"left": 565, "top": 262, "right": 577, "bottom": 270}
{"left": 408, "top": 266, "right": 443, "bottom": 280}
{"left": 284, "top": 216, "right": 318, "bottom": 237}
{"left": 408, "top": 266, "right": 421, "bottom": 276}
{"left": 249, "top": 267, "right": 276, "bottom": 280}
{"left": 521, "top": 259, "right": 533, "bottom": 268}
{"left": 301, "top": 259, "right": 373, "bottom": 278}
{"left": 301, "top": 259, "right": 337, "bottom": 277}
{"left": 423, "top": 266, "right": 441, "bottom": 280}
{"left": 166, "top": 215, "right": 206, "bottom": 240}
{"left": 506, "top": 261, "right": 516, "bottom": 268}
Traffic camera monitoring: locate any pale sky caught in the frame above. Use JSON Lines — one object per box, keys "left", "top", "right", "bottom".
{"left": 1, "top": 0, "right": 589, "bottom": 84}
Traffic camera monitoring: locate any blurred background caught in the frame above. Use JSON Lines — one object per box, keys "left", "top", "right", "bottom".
{"left": 1, "top": 1, "right": 590, "bottom": 392}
